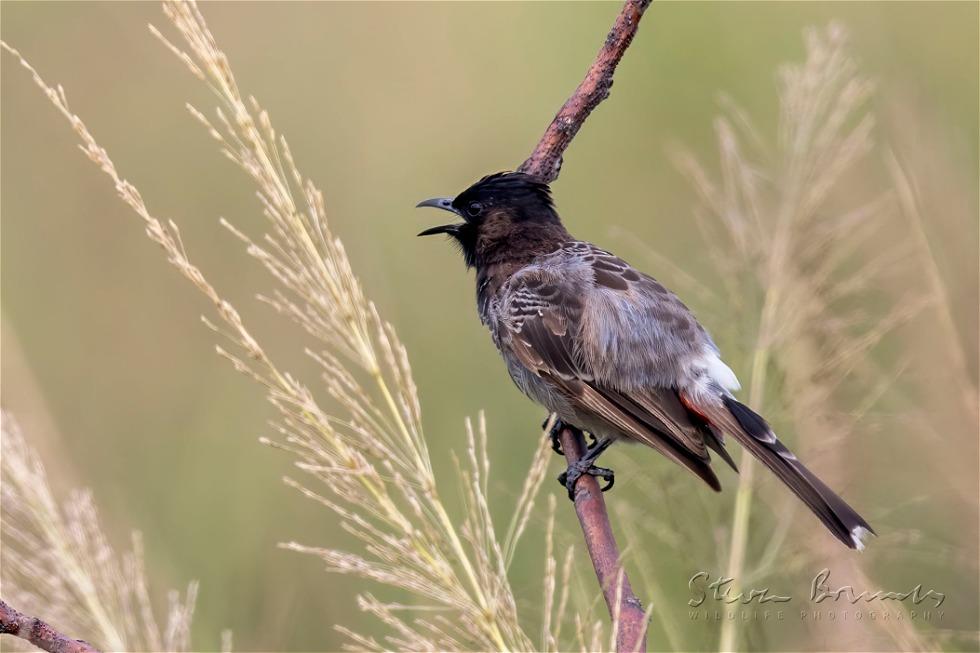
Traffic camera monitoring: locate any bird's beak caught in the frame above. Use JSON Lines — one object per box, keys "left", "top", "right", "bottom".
{"left": 415, "top": 197, "right": 462, "bottom": 237}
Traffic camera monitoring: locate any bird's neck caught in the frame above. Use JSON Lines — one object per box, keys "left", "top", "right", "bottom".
{"left": 473, "top": 220, "right": 571, "bottom": 270}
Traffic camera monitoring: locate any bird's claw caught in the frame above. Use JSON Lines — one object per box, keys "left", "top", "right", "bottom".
{"left": 544, "top": 416, "right": 598, "bottom": 456}
{"left": 543, "top": 416, "right": 567, "bottom": 455}
{"left": 557, "top": 462, "right": 615, "bottom": 500}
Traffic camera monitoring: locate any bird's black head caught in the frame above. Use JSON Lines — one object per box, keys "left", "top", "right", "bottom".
{"left": 416, "top": 172, "right": 565, "bottom": 268}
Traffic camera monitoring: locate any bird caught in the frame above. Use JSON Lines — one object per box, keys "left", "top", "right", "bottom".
{"left": 416, "top": 171, "right": 874, "bottom": 550}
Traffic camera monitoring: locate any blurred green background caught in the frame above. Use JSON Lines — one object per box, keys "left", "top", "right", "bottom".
{"left": 2, "top": 2, "right": 977, "bottom": 651}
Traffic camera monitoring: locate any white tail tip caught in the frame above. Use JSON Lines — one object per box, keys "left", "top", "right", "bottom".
{"left": 851, "top": 526, "right": 872, "bottom": 551}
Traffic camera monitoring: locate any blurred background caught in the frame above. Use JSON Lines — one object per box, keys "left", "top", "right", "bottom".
{"left": 2, "top": 2, "right": 977, "bottom": 651}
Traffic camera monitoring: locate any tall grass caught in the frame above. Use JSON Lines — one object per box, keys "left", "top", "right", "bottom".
{"left": 0, "top": 412, "right": 204, "bottom": 652}
{"left": 1, "top": 1, "right": 610, "bottom": 648}
{"left": 666, "top": 24, "right": 936, "bottom": 651}
{"left": 612, "top": 24, "right": 934, "bottom": 651}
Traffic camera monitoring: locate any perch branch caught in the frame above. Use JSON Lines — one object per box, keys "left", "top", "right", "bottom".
{"left": 518, "top": 0, "right": 652, "bottom": 183}
{"left": 522, "top": 1, "right": 652, "bottom": 650}
{"left": 559, "top": 427, "right": 648, "bottom": 653}
{"left": 0, "top": 599, "right": 101, "bottom": 653}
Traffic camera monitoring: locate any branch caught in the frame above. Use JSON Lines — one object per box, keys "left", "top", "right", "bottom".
{"left": 523, "top": 1, "right": 653, "bottom": 650}
{"left": 518, "top": 0, "right": 652, "bottom": 183}
{"left": 0, "top": 599, "right": 101, "bottom": 653}
{"left": 559, "top": 427, "right": 648, "bottom": 653}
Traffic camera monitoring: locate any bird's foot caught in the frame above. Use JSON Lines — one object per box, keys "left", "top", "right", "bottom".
{"left": 558, "top": 462, "right": 615, "bottom": 500}
{"left": 556, "top": 437, "right": 615, "bottom": 500}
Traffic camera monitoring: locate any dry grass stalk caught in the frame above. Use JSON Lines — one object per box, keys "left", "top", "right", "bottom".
{"left": 1, "top": 0, "right": 583, "bottom": 647}
{"left": 887, "top": 151, "right": 979, "bottom": 419}
{"left": 0, "top": 412, "right": 198, "bottom": 652}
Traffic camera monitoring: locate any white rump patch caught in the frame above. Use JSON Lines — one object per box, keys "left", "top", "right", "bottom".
{"left": 851, "top": 526, "right": 872, "bottom": 551}
{"left": 702, "top": 348, "right": 741, "bottom": 391}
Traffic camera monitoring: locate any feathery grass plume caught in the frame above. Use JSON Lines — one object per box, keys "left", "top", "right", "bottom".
{"left": 0, "top": 411, "right": 199, "bottom": 652}
{"left": 0, "top": 0, "right": 580, "bottom": 647}
{"left": 661, "top": 24, "right": 935, "bottom": 651}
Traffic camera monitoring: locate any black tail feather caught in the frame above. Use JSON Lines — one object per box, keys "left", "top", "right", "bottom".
{"left": 722, "top": 395, "right": 875, "bottom": 550}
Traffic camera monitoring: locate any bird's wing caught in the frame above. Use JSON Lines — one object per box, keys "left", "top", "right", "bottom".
{"left": 499, "top": 256, "right": 724, "bottom": 490}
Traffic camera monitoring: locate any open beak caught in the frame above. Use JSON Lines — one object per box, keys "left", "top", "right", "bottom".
{"left": 415, "top": 197, "right": 461, "bottom": 237}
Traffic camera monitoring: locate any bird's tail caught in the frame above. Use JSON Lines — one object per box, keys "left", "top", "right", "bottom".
{"left": 690, "top": 392, "right": 875, "bottom": 550}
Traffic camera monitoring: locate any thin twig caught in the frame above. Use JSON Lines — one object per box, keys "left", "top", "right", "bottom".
{"left": 0, "top": 599, "right": 101, "bottom": 653}
{"left": 560, "top": 427, "right": 648, "bottom": 653}
{"left": 518, "top": 0, "right": 652, "bottom": 183}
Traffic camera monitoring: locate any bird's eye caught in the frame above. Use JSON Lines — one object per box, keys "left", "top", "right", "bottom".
{"left": 467, "top": 202, "right": 483, "bottom": 217}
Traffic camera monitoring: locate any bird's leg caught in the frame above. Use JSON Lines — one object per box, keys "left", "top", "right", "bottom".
{"left": 557, "top": 437, "right": 615, "bottom": 500}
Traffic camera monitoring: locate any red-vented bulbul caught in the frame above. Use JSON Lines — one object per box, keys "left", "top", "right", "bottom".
{"left": 417, "top": 171, "right": 874, "bottom": 550}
